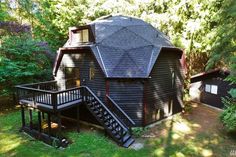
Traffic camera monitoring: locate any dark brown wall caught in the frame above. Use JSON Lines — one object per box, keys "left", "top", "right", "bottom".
{"left": 56, "top": 49, "right": 106, "bottom": 102}
{"left": 108, "top": 80, "right": 144, "bottom": 126}
{"left": 55, "top": 48, "right": 184, "bottom": 127}
{"left": 55, "top": 49, "right": 106, "bottom": 124}
{"left": 143, "top": 50, "right": 184, "bottom": 126}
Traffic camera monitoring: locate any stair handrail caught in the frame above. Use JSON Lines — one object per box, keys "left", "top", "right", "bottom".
{"left": 106, "top": 95, "right": 135, "bottom": 127}
{"left": 82, "top": 86, "right": 128, "bottom": 131}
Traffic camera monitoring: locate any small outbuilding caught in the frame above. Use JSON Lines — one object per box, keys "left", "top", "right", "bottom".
{"left": 190, "top": 69, "right": 235, "bottom": 109}
{"left": 53, "top": 15, "right": 184, "bottom": 126}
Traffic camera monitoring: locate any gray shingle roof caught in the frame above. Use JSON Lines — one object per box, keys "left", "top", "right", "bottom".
{"left": 61, "top": 15, "right": 180, "bottom": 78}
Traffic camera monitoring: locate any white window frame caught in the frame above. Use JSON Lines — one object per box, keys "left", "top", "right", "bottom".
{"left": 72, "top": 29, "right": 89, "bottom": 43}
{"left": 211, "top": 85, "right": 218, "bottom": 94}
{"left": 205, "top": 84, "right": 211, "bottom": 93}
{"left": 205, "top": 84, "right": 218, "bottom": 95}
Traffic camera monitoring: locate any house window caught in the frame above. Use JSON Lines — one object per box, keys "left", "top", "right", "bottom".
{"left": 72, "top": 29, "right": 89, "bottom": 43}
{"left": 171, "top": 72, "right": 175, "bottom": 88}
{"left": 205, "top": 84, "right": 218, "bottom": 94}
{"left": 65, "top": 67, "right": 80, "bottom": 87}
{"left": 65, "top": 67, "right": 80, "bottom": 79}
{"left": 89, "top": 66, "right": 95, "bottom": 80}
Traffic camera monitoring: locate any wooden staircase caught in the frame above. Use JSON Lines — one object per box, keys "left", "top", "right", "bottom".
{"left": 83, "top": 87, "right": 135, "bottom": 148}
{"left": 16, "top": 81, "right": 135, "bottom": 148}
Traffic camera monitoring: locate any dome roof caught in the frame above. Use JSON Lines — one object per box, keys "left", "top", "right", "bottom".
{"left": 90, "top": 15, "right": 172, "bottom": 48}
{"left": 58, "top": 15, "right": 182, "bottom": 78}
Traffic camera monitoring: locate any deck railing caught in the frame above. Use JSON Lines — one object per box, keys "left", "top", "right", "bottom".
{"left": 83, "top": 86, "right": 128, "bottom": 139}
{"left": 16, "top": 80, "right": 83, "bottom": 111}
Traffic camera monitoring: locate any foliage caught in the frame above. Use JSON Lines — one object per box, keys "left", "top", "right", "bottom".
{"left": 10, "top": 0, "right": 224, "bottom": 97}
{"left": 12, "top": 0, "right": 222, "bottom": 57}
{"left": 0, "top": 1, "right": 14, "bottom": 21}
{"left": 220, "top": 96, "right": 236, "bottom": 132}
{"left": 132, "top": 127, "right": 148, "bottom": 137}
{"left": 205, "top": 0, "right": 236, "bottom": 131}
{"left": 0, "top": 34, "right": 52, "bottom": 96}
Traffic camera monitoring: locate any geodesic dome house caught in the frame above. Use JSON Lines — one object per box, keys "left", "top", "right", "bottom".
{"left": 16, "top": 15, "right": 184, "bottom": 148}
{"left": 53, "top": 15, "right": 184, "bottom": 127}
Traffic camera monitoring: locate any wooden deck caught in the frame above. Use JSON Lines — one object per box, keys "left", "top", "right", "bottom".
{"left": 16, "top": 81, "right": 84, "bottom": 112}
{"left": 16, "top": 80, "right": 136, "bottom": 148}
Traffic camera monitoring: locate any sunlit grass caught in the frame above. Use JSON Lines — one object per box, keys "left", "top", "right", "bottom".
{"left": 0, "top": 105, "right": 235, "bottom": 157}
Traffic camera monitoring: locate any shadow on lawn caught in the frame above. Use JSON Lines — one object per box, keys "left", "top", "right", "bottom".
{"left": 148, "top": 110, "right": 236, "bottom": 157}
{"left": 1, "top": 105, "right": 236, "bottom": 157}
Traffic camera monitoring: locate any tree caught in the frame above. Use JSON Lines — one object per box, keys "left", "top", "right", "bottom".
{"left": 206, "top": 0, "right": 236, "bottom": 131}
{"left": 0, "top": 34, "right": 52, "bottom": 96}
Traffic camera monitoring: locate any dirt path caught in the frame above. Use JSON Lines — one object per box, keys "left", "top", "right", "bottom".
{"left": 140, "top": 101, "right": 236, "bottom": 157}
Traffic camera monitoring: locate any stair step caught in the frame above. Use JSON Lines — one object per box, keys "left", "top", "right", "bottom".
{"left": 123, "top": 138, "right": 135, "bottom": 148}
{"left": 121, "top": 134, "right": 131, "bottom": 142}
{"left": 90, "top": 106, "right": 102, "bottom": 111}
{"left": 97, "top": 114, "right": 102, "bottom": 118}
{"left": 111, "top": 129, "right": 127, "bottom": 136}
{"left": 83, "top": 89, "right": 135, "bottom": 148}
{"left": 94, "top": 110, "right": 100, "bottom": 114}
{"left": 105, "top": 122, "right": 118, "bottom": 128}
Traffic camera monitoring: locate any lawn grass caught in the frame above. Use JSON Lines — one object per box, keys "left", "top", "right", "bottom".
{"left": 0, "top": 103, "right": 235, "bottom": 157}
{"left": 0, "top": 111, "right": 152, "bottom": 157}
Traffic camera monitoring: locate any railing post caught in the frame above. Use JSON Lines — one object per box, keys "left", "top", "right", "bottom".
{"left": 81, "top": 87, "right": 84, "bottom": 103}
{"left": 121, "top": 127, "right": 123, "bottom": 143}
{"left": 52, "top": 93, "right": 57, "bottom": 111}
{"left": 84, "top": 87, "right": 87, "bottom": 102}
{"left": 32, "top": 91, "right": 36, "bottom": 106}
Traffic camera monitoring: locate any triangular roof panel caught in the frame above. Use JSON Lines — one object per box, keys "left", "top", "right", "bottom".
{"left": 54, "top": 15, "right": 182, "bottom": 78}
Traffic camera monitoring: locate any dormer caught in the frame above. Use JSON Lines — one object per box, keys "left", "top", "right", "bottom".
{"left": 69, "top": 25, "right": 95, "bottom": 46}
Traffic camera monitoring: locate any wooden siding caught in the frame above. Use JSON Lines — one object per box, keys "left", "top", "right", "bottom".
{"left": 55, "top": 49, "right": 106, "bottom": 102}
{"left": 55, "top": 49, "right": 106, "bottom": 124}
{"left": 200, "top": 78, "right": 236, "bottom": 108}
{"left": 108, "top": 80, "right": 143, "bottom": 126}
{"left": 144, "top": 51, "right": 184, "bottom": 125}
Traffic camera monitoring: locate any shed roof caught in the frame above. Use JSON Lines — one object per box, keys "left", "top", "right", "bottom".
{"left": 190, "top": 69, "right": 230, "bottom": 83}
{"left": 54, "top": 15, "right": 182, "bottom": 78}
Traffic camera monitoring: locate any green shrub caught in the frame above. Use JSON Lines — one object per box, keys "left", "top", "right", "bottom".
{"left": 220, "top": 91, "right": 236, "bottom": 132}
{"left": 132, "top": 127, "right": 148, "bottom": 137}
{"left": 0, "top": 34, "right": 52, "bottom": 96}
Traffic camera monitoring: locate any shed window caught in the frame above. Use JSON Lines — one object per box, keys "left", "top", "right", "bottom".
{"left": 205, "top": 84, "right": 218, "bottom": 94}
{"left": 205, "top": 84, "right": 211, "bottom": 92}
{"left": 211, "top": 85, "right": 218, "bottom": 94}
{"left": 89, "top": 66, "right": 95, "bottom": 80}
{"left": 72, "top": 29, "right": 89, "bottom": 43}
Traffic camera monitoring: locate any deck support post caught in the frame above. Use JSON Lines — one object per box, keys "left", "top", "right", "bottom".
{"left": 38, "top": 111, "right": 42, "bottom": 133}
{"left": 57, "top": 112, "right": 62, "bottom": 137}
{"left": 47, "top": 113, "right": 51, "bottom": 136}
{"left": 21, "top": 105, "right": 26, "bottom": 128}
{"left": 42, "top": 112, "right": 45, "bottom": 119}
{"left": 29, "top": 109, "right": 33, "bottom": 129}
{"left": 77, "top": 106, "right": 80, "bottom": 133}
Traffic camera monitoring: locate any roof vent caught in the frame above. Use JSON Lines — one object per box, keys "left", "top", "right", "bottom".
{"left": 156, "top": 34, "right": 159, "bottom": 38}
